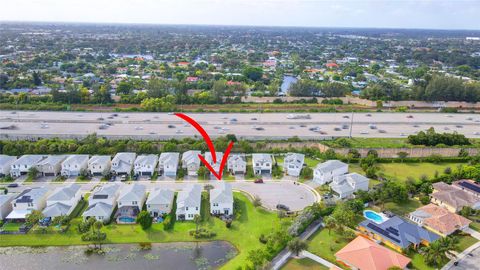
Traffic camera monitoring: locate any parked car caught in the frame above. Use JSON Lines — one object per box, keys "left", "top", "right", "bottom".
{"left": 254, "top": 178, "right": 264, "bottom": 184}
{"left": 276, "top": 204, "right": 290, "bottom": 211}
{"left": 7, "top": 183, "right": 19, "bottom": 188}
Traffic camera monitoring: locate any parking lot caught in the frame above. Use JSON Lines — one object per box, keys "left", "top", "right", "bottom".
{"left": 1, "top": 111, "right": 480, "bottom": 140}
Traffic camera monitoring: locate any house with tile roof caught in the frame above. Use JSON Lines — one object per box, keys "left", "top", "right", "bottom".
{"left": 210, "top": 182, "right": 233, "bottom": 216}
{"left": 176, "top": 184, "right": 201, "bottom": 221}
{"left": 453, "top": 180, "right": 480, "bottom": 199}
{"left": 283, "top": 153, "right": 305, "bottom": 177}
{"left": 335, "top": 236, "right": 411, "bottom": 270}
{"left": 43, "top": 184, "right": 82, "bottom": 218}
{"left": 146, "top": 188, "right": 174, "bottom": 217}
{"left": 359, "top": 216, "right": 441, "bottom": 252}
{"left": 313, "top": 160, "right": 348, "bottom": 185}
{"left": 409, "top": 203, "right": 471, "bottom": 236}
{"left": 431, "top": 182, "right": 480, "bottom": 212}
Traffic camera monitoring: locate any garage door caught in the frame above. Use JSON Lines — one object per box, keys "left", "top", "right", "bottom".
{"left": 142, "top": 172, "right": 152, "bottom": 176}
{"left": 44, "top": 173, "right": 55, "bottom": 177}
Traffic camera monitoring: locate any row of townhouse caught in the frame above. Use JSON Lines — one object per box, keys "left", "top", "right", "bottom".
{"left": 0, "top": 183, "right": 234, "bottom": 224}
{"left": 1, "top": 152, "right": 307, "bottom": 179}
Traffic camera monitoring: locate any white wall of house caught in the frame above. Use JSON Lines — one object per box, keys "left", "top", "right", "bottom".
{"left": 147, "top": 203, "right": 172, "bottom": 217}
{"left": 313, "top": 165, "right": 348, "bottom": 185}
{"left": 210, "top": 201, "right": 233, "bottom": 216}
{"left": 61, "top": 156, "right": 89, "bottom": 177}
{"left": 88, "top": 156, "right": 112, "bottom": 176}
{"left": 177, "top": 205, "right": 200, "bottom": 220}
{"left": 12, "top": 194, "right": 47, "bottom": 212}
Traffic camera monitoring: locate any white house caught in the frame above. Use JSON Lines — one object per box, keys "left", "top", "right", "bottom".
{"left": 10, "top": 155, "right": 47, "bottom": 177}
{"left": 36, "top": 155, "right": 67, "bottom": 177}
{"left": 182, "top": 150, "right": 202, "bottom": 176}
{"left": 82, "top": 183, "right": 120, "bottom": 223}
{"left": 111, "top": 152, "right": 136, "bottom": 175}
{"left": 134, "top": 154, "right": 158, "bottom": 176}
{"left": 176, "top": 184, "right": 202, "bottom": 221}
{"left": 42, "top": 184, "right": 82, "bottom": 218}
{"left": 204, "top": 152, "right": 223, "bottom": 174}
{"left": 146, "top": 188, "right": 175, "bottom": 217}
{"left": 227, "top": 154, "right": 247, "bottom": 175}
{"left": 116, "top": 183, "right": 147, "bottom": 222}
{"left": 0, "top": 155, "right": 16, "bottom": 177}
{"left": 283, "top": 153, "right": 305, "bottom": 177}
{"left": 6, "top": 187, "right": 49, "bottom": 220}
{"left": 158, "top": 152, "right": 180, "bottom": 177}
{"left": 88, "top": 155, "right": 112, "bottom": 176}
{"left": 313, "top": 160, "right": 348, "bottom": 185}
{"left": 0, "top": 194, "right": 14, "bottom": 220}
{"left": 252, "top": 153, "right": 273, "bottom": 175}
{"left": 210, "top": 182, "right": 234, "bottom": 216}
{"left": 61, "top": 155, "right": 90, "bottom": 177}
{"left": 330, "top": 173, "right": 369, "bottom": 200}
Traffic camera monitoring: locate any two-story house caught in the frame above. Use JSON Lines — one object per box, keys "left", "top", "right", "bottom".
{"left": 176, "top": 184, "right": 202, "bottom": 221}
{"left": 330, "top": 173, "right": 369, "bottom": 200}
{"left": 6, "top": 187, "right": 49, "bottom": 221}
{"left": 111, "top": 152, "right": 136, "bottom": 175}
{"left": 36, "top": 155, "right": 67, "bottom": 177}
{"left": 88, "top": 155, "right": 112, "bottom": 176}
{"left": 82, "top": 183, "right": 120, "bottom": 223}
{"left": 204, "top": 152, "right": 223, "bottom": 175}
{"left": 283, "top": 153, "right": 305, "bottom": 177}
{"left": 116, "top": 183, "right": 147, "bottom": 223}
{"left": 61, "top": 155, "right": 90, "bottom": 177}
{"left": 252, "top": 153, "right": 273, "bottom": 175}
{"left": 313, "top": 160, "right": 348, "bottom": 185}
{"left": 182, "top": 151, "right": 201, "bottom": 176}
{"left": 227, "top": 154, "right": 247, "bottom": 175}
{"left": 0, "top": 155, "right": 17, "bottom": 177}
{"left": 133, "top": 154, "right": 158, "bottom": 176}
{"left": 10, "top": 155, "right": 47, "bottom": 178}
{"left": 146, "top": 188, "right": 175, "bottom": 217}
{"left": 43, "top": 184, "right": 82, "bottom": 218}
{"left": 158, "top": 152, "right": 180, "bottom": 178}
{"left": 210, "top": 182, "right": 234, "bottom": 216}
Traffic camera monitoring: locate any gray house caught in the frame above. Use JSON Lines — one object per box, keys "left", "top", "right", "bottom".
{"left": 210, "top": 182, "right": 234, "bottom": 216}
{"left": 88, "top": 155, "right": 112, "bottom": 176}
{"left": 330, "top": 173, "right": 369, "bottom": 200}
{"left": 134, "top": 155, "right": 158, "bottom": 176}
{"left": 252, "top": 154, "right": 273, "bottom": 175}
{"left": 116, "top": 183, "right": 147, "bottom": 222}
{"left": 0, "top": 194, "right": 14, "bottom": 220}
{"left": 36, "top": 155, "right": 67, "bottom": 177}
{"left": 176, "top": 184, "right": 202, "bottom": 221}
{"left": 283, "top": 153, "right": 305, "bottom": 177}
{"left": 43, "top": 184, "right": 82, "bottom": 218}
{"left": 10, "top": 155, "right": 47, "bottom": 178}
{"left": 182, "top": 151, "right": 201, "bottom": 176}
{"left": 111, "top": 152, "right": 136, "bottom": 175}
{"left": 158, "top": 152, "right": 180, "bottom": 177}
{"left": 82, "top": 183, "right": 120, "bottom": 223}
{"left": 146, "top": 188, "right": 175, "bottom": 217}
{"left": 0, "top": 155, "right": 17, "bottom": 177}
{"left": 227, "top": 154, "right": 247, "bottom": 175}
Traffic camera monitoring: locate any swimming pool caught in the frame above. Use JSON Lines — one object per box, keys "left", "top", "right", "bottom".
{"left": 118, "top": 216, "right": 136, "bottom": 223}
{"left": 363, "top": 210, "right": 388, "bottom": 224}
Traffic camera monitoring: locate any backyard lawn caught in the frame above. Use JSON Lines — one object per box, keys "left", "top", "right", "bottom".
{"left": 0, "top": 192, "right": 283, "bottom": 270}
{"left": 281, "top": 258, "right": 328, "bottom": 270}
{"left": 1, "top": 222, "right": 23, "bottom": 232}
{"left": 306, "top": 228, "right": 350, "bottom": 269}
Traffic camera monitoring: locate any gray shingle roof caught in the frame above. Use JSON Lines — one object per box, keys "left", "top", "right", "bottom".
{"left": 43, "top": 202, "right": 71, "bottom": 217}
{"left": 118, "top": 183, "right": 146, "bottom": 202}
{"left": 147, "top": 188, "right": 174, "bottom": 204}
{"left": 315, "top": 160, "right": 347, "bottom": 173}
{"left": 210, "top": 183, "right": 233, "bottom": 204}
{"left": 177, "top": 184, "right": 201, "bottom": 208}
{"left": 47, "top": 184, "right": 81, "bottom": 202}
{"left": 14, "top": 187, "right": 49, "bottom": 204}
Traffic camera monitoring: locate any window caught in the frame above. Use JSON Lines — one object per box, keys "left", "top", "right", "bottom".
{"left": 196, "top": 207, "right": 198, "bottom": 210}
{"left": 186, "top": 207, "right": 189, "bottom": 210}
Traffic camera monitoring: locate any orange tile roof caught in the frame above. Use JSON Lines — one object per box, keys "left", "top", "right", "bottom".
{"left": 335, "top": 236, "right": 411, "bottom": 270}
{"left": 416, "top": 204, "right": 471, "bottom": 235}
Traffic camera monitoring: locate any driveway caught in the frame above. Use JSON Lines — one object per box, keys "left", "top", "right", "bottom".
{"left": 443, "top": 244, "right": 480, "bottom": 270}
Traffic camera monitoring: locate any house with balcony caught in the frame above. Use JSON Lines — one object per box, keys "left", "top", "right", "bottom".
{"left": 133, "top": 154, "right": 158, "bottom": 176}
{"left": 313, "top": 160, "right": 348, "bottom": 185}
{"left": 182, "top": 151, "right": 202, "bottom": 176}
{"left": 158, "top": 152, "right": 180, "bottom": 178}
{"left": 0, "top": 155, "right": 17, "bottom": 177}
{"left": 227, "top": 154, "right": 247, "bottom": 175}
{"left": 283, "top": 153, "right": 305, "bottom": 177}
{"left": 36, "top": 155, "right": 67, "bottom": 177}
{"left": 88, "top": 155, "right": 111, "bottom": 176}
{"left": 61, "top": 155, "right": 89, "bottom": 177}
{"left": 10, "top": 155, "right": 47, "bottom": 178}
{"left": 111, "top": 152, "right": 136, "bottom": 175}
{"left": 252, "top": 153, "right": 272, "bottom": 175}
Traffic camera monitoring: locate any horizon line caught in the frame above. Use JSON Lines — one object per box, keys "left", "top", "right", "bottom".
{"left": 1, "top": 20, "right": 480, "bottom": 32}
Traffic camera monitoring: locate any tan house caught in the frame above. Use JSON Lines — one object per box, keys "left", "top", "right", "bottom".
{"left": 409, "top": 204, "right": 471, "bottom": 237}
{"left": 431, "top": 182, "right": 480, "bottom": 212}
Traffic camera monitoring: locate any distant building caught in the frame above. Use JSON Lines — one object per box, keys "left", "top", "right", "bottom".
{"left": 283, "top": 153, "right": 305, "bottom": 177}
{"left": 409, "top": 204, "right": 471, "bottom": 237}
{"left": 431, "top": 182, "right": 480, "bottom": 212}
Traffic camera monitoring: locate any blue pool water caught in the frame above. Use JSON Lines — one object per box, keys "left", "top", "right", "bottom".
{"left": 118, "top": 216, "right": 136, "bottom": 223}
{"left": 363, "top": 210, "right": 387, "bottom": 223}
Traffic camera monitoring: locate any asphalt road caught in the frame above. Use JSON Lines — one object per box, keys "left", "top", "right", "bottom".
{"left": 1, "top": 180, "right": 319, "bottom": 212}
{"left": 1, "top": 111, "right": 480, "bottom": 140}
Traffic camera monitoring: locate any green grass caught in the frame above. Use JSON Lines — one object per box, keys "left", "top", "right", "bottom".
{"left": 0, "top": 192, "right": 282, "bottom": 270}
{"left": 455, "top": 233, "right": 478, "bottom": 252}
{"left": 383, "top": 199, "right": 423, "bottom": 217}
{"left": 306, "top": 228, "right": 350, "bottom": 269}
{"left": 323, "top": 138, "right": 410, "bottom": 148}
{"left": 470, "top": 221, "right": 480, "bottom": 232}
{"left": 410, "top": 253, "right": 435, "bottom": 270}
{"left": 1, "top": 222, "right": 23, "bottom": 232}
{"left": 281, "top": 258, "right": 328, "bottom": 270}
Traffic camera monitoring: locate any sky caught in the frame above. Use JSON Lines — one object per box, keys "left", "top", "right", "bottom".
{"left": 1, "top": 0, "right": 479, "bottom": 30}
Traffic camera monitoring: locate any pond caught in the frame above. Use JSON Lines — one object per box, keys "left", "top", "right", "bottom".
{"left": 0, "top": 241, "right": 237, "bottom": 270}
{"left": 280, "top": 76, "right": 298, "bottom": 94}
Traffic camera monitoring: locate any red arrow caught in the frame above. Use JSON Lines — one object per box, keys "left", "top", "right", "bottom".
{"left": 174, "top": 113, "right": 234, "bottom": 180}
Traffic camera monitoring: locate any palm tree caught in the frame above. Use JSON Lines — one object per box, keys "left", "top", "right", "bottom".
{"left": 421, "top": 241, "right": 445, "bottom": 266}
{"left": 324, "top": 216, "right": 336, "bottom": 235}
{"left": 287, "top": 238, "right": 308, "bottom": 257}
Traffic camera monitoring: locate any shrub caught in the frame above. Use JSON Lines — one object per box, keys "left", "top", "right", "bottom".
{"left": 163, "top": 215, "right": 173, "bottom": 230}
{"left": 189, "top": 228, "right": 216, "bottom": 239}
{"left": 419, "top": 195, "right": 430, "bottom": 205}
{"left": 136, "top": 210, "right": 153, "bottom": 230}
{"left": 225, "top": 220, "right": 232, "bottom": 228}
